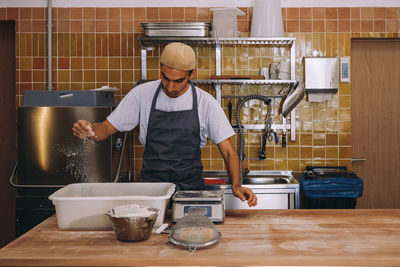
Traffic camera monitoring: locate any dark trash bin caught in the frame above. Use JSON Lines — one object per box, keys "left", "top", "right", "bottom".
{"left": 300, "top": 166, "right": 363, "bottom": 209}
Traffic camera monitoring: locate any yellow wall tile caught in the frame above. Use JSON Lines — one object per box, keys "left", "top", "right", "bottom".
{"left": 313, "top": 146, "right": 326, "bottom": 158}
{"left": 288, "top": 147, "right": 300, "bottom": 158}
{"left": 301, "top": 147, "right": 312, "bottom": 158}
{"left": 275, "top": 159, "right": 288, "bottom": 170}
{"left": 326, "top": 133, "right": 338, "bottom": 145}
{"left": 300, "top": 134, "right": 313, "bottom": 145}
{"left": 339, "top": 133, "right": 351, "bottom": 145}
{"left": 71, "top": 70, "right": 82, "bottom": 82}
{"left": 313, "top": 133, "right": 326, "bottom": 146}
{"left": 339, "top": 95, "right": 351, "bottom": 108}
{"left": 326, "top": 147, "right": 339, "bottom": 158}
{"left": 338, "top": 121, "right": 351, "bottom": 133}
{"left": 275, "top": 147, "right": 288, "bottom": 158}
{"left": 288, "top": 159, "right": 300, "bottom": 172}
{"left": 339, "top": 146, "right": 352, "bottom": 158}
{"left": 339, "top": 108, "right": 351, "bottom": 120}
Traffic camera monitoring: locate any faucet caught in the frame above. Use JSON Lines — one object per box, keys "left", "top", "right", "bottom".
{"left": 235, "top": 95, "right": 272, "bottom": 183}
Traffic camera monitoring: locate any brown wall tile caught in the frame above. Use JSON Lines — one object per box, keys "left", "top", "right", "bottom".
{"left": 134, "top": 8, "right": 146, "bottom": 20}
{"left": 287, "top": 21, "right": 299, "bottom": 32}
{"left": 287, "top": 8, "right": 299, "bottom": 20}
{"left": 20, "top": 8, "right": 31, "bottom": 20}
{"left": 339, "top": 20, "right": 350, "bottom": 32}
{"left": 147, "top": 8, "right": 158, "bottom": 20}
{"left": 300, "top": 8, "right": 311, "bottom": 20}
{"left": 58, "top": 8, "right": 70, "bottom": 20}
{"left": 71, "top": 21, "right": 82, "bottom": 32}
{"left": 326, "top": 8, "right": 337, "bottom": 19}
{"left": 326, "top": 20, "right": 338, "bottom": 32}
{"left": 361, "top": 20, "right": 373, "bottom": 32}
{"left": 83, "top": 8, "right": 95, "bottom": 19}
{"left": 20, "top": 21, "right": 32, "bottom": 33}
{"left": 109, "top": 20, "right": 120, "bottom": 32}
{"left": 387, "top": 20, "right": 399, "bottom": 32}
{"left": 351, "top": 20, "right": 361, "bottom": 32}
{"left": 351, "top": 8, "right": 360, "bottom": 19}
{"left": 7, "top": 8, "right": 18, "bottom": 20}
{"left": 386, "top": 8, "right": 399, "bottom": 19}
{"left": 71, "top": 8, "right": 82, "bottom": 19}
{"left": 374, "top": 20, "right": 386, "bottom": 32}
{"left": 58, "top": 58, "right": 69, "bottom": 69}
{"left": 313, "top": 8, "right": 325, "bottom": 20}
{"left": 313, "top": 20, "right": 325, "bottom": 32}
{"left": 96, "top": 20, "right": 107, "bottom": 32}
{"left": 159, "top": 7, "right": 171, "bottom": 20}
{"left": 338, "top": 8, "right": 350, "bottom": 19}
{"left": 121, "top": 8, "right": 134, "bottom": 19}
{"left": 361, "top": 7, "right": 373, "bottom": 19}
{"left": 172, "top": 7, "right": 184, "bottom": 19}
{"left": 185, "top": 8, "right": 196, "bottom": 20}
{"left": 374, "top": 7, "right": 386, "bottom": 19}
{"left": 121, "top": 21, "right": 133, "bottom": 33}
{"left": 32, "top": 8, "right": 45, "bottom": 20}
{"left": 96, "top": 8, "right": 108, "bottom": 20}
{"left": 83, "top": 20, "right": 95, "bottom": 32}
{"left": 300, "top": 21, "right": 312, "bottom": 32}
{"left": 0, "top": 9, "right": 6, "bottom": 20}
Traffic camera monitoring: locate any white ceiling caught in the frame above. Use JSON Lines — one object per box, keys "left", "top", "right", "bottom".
{"left": 1, "top": 0, "right": 400, "bottom": 8}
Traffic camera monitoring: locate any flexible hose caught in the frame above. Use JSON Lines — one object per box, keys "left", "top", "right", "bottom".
{"left": 235, "top": 95, "right": 272, "bottom": 181}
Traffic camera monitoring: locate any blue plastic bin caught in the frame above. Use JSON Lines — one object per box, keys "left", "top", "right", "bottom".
{"left": 299, "top": 174, "right": 363, "bottom": 209}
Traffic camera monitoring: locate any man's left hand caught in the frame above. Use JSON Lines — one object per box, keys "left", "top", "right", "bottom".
{"left": 232, "top": 186, "right": 257, "bottom": 207}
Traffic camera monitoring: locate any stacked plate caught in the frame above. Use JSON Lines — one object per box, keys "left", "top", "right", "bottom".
{"left": 141, "top": 22, "right": 211, "bottom": 37}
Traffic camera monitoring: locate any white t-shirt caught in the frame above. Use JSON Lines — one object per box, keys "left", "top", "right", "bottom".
{"left": 107, "top": 80, "right": 235, "bottom": 148}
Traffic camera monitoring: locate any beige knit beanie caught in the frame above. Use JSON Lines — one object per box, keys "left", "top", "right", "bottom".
{"left": 160, "top": 42, "right": 196, "bottom": 71}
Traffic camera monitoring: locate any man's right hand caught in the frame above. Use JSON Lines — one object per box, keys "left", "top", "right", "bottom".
{"left": 72, "top": 120, "right": 96, "bottom": 139}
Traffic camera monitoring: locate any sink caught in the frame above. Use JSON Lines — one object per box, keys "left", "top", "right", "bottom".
{"left": 242, "top": 177, "right": 291, "bottom": 184}
{"left": 203, "top": 170, "right": 300, "bottom": 209}
{"left": 203, "top": 171, "right": 297, "bottom": 185}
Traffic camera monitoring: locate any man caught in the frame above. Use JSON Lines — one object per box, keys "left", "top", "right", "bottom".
{"left": 73, "top": 42, "right": 257, "bottom": 207}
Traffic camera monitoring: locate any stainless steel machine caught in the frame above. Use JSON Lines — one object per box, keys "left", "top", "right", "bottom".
{"left": 12, "top": 90, "right": 116, "bottom": 236}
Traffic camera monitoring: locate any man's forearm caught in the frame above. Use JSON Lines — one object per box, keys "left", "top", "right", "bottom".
{"left": 91, "top": 120, "right": 117, "bottom": 141}
{"left": 217, "top": 139, "right": 241, "bottom": 189}
{"left": 225, "top": 151, "right": 241, "bottom": 189}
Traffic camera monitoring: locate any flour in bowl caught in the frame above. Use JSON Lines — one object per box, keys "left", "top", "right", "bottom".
{"left": 112, "top": 204, "right": 156, "bottom": 218}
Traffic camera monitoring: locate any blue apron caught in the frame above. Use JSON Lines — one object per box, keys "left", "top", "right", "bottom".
{"left": 140, "top": 81, "right": 205, "bottom": 190}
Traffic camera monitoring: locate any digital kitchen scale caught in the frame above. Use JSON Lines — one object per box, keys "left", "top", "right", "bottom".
{"left": 171, "top": 190, "right": 225, "bottom": 223}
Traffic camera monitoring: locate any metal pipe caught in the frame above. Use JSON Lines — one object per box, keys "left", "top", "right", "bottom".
{"left": 128, "top": 131, "right": 132, "bottom": 182}
{"left": 113, "top": 131, "right": 128, "bottom": 183}
{"left": 47, "top": 0, "right": 53, "bottom": 90}
{"left": 235, "top": 95, "right": 271, "bottom": 183}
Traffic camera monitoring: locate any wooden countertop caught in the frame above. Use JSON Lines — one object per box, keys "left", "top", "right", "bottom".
{"left": 0, "top": 209, "right": 399, "bottom": 266}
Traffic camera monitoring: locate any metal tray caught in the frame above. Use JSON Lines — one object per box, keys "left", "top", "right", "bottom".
{"left": 142, "top": 22, "right": 211, "bottom": 37}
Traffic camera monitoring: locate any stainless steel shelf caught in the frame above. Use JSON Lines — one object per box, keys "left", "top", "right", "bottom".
{"left": 138, "top": 79, "right": 296, "bottom": 86}
{"left": 139, "top": 37, "right": 296, "bottom": 46}
{"left": 214, "top": 79, "right": 296, "bottom": 85}
{"left": 139, "top": 36, "right": 297, "bottom": 142}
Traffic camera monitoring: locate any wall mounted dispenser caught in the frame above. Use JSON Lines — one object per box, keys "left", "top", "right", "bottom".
{"left": 304, "top": 57, "right": 339, "bottom": 102}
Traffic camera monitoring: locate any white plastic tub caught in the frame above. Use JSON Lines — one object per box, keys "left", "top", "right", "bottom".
{"left": 49, "top": 182, "right": 175, "bottom": 229}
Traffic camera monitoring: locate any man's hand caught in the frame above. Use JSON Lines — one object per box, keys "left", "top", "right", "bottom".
{"left": 232, "top": 186, "right": 257, "bottom": 207}
{"left": 72, "top": 120, "right": 95, "bottom": 139}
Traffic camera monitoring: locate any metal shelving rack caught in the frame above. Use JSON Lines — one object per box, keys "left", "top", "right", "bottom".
{"left": 139, "top": 37, "right": 297, "bottom": 141}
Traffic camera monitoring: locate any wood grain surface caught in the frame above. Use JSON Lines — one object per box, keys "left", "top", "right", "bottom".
{"left": 0, "top": 209, "right": 399, "bottom": 266}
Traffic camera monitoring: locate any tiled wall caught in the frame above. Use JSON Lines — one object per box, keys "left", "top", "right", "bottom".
{"left": 2, "top": 7, "right": 399, "bottom": 179}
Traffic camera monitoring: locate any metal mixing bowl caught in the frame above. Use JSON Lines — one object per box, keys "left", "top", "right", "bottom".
{"left": 106, "top": 205, "right": 160, "bottom": 242}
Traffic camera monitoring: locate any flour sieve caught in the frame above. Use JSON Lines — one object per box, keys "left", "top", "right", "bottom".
{"left": 169, "top": 208, "right": 221, "bottom": 252}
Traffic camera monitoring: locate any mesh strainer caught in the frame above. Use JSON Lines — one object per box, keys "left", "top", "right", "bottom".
{"left": 168, "top": 208, "right": 221, "bottom": 252}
